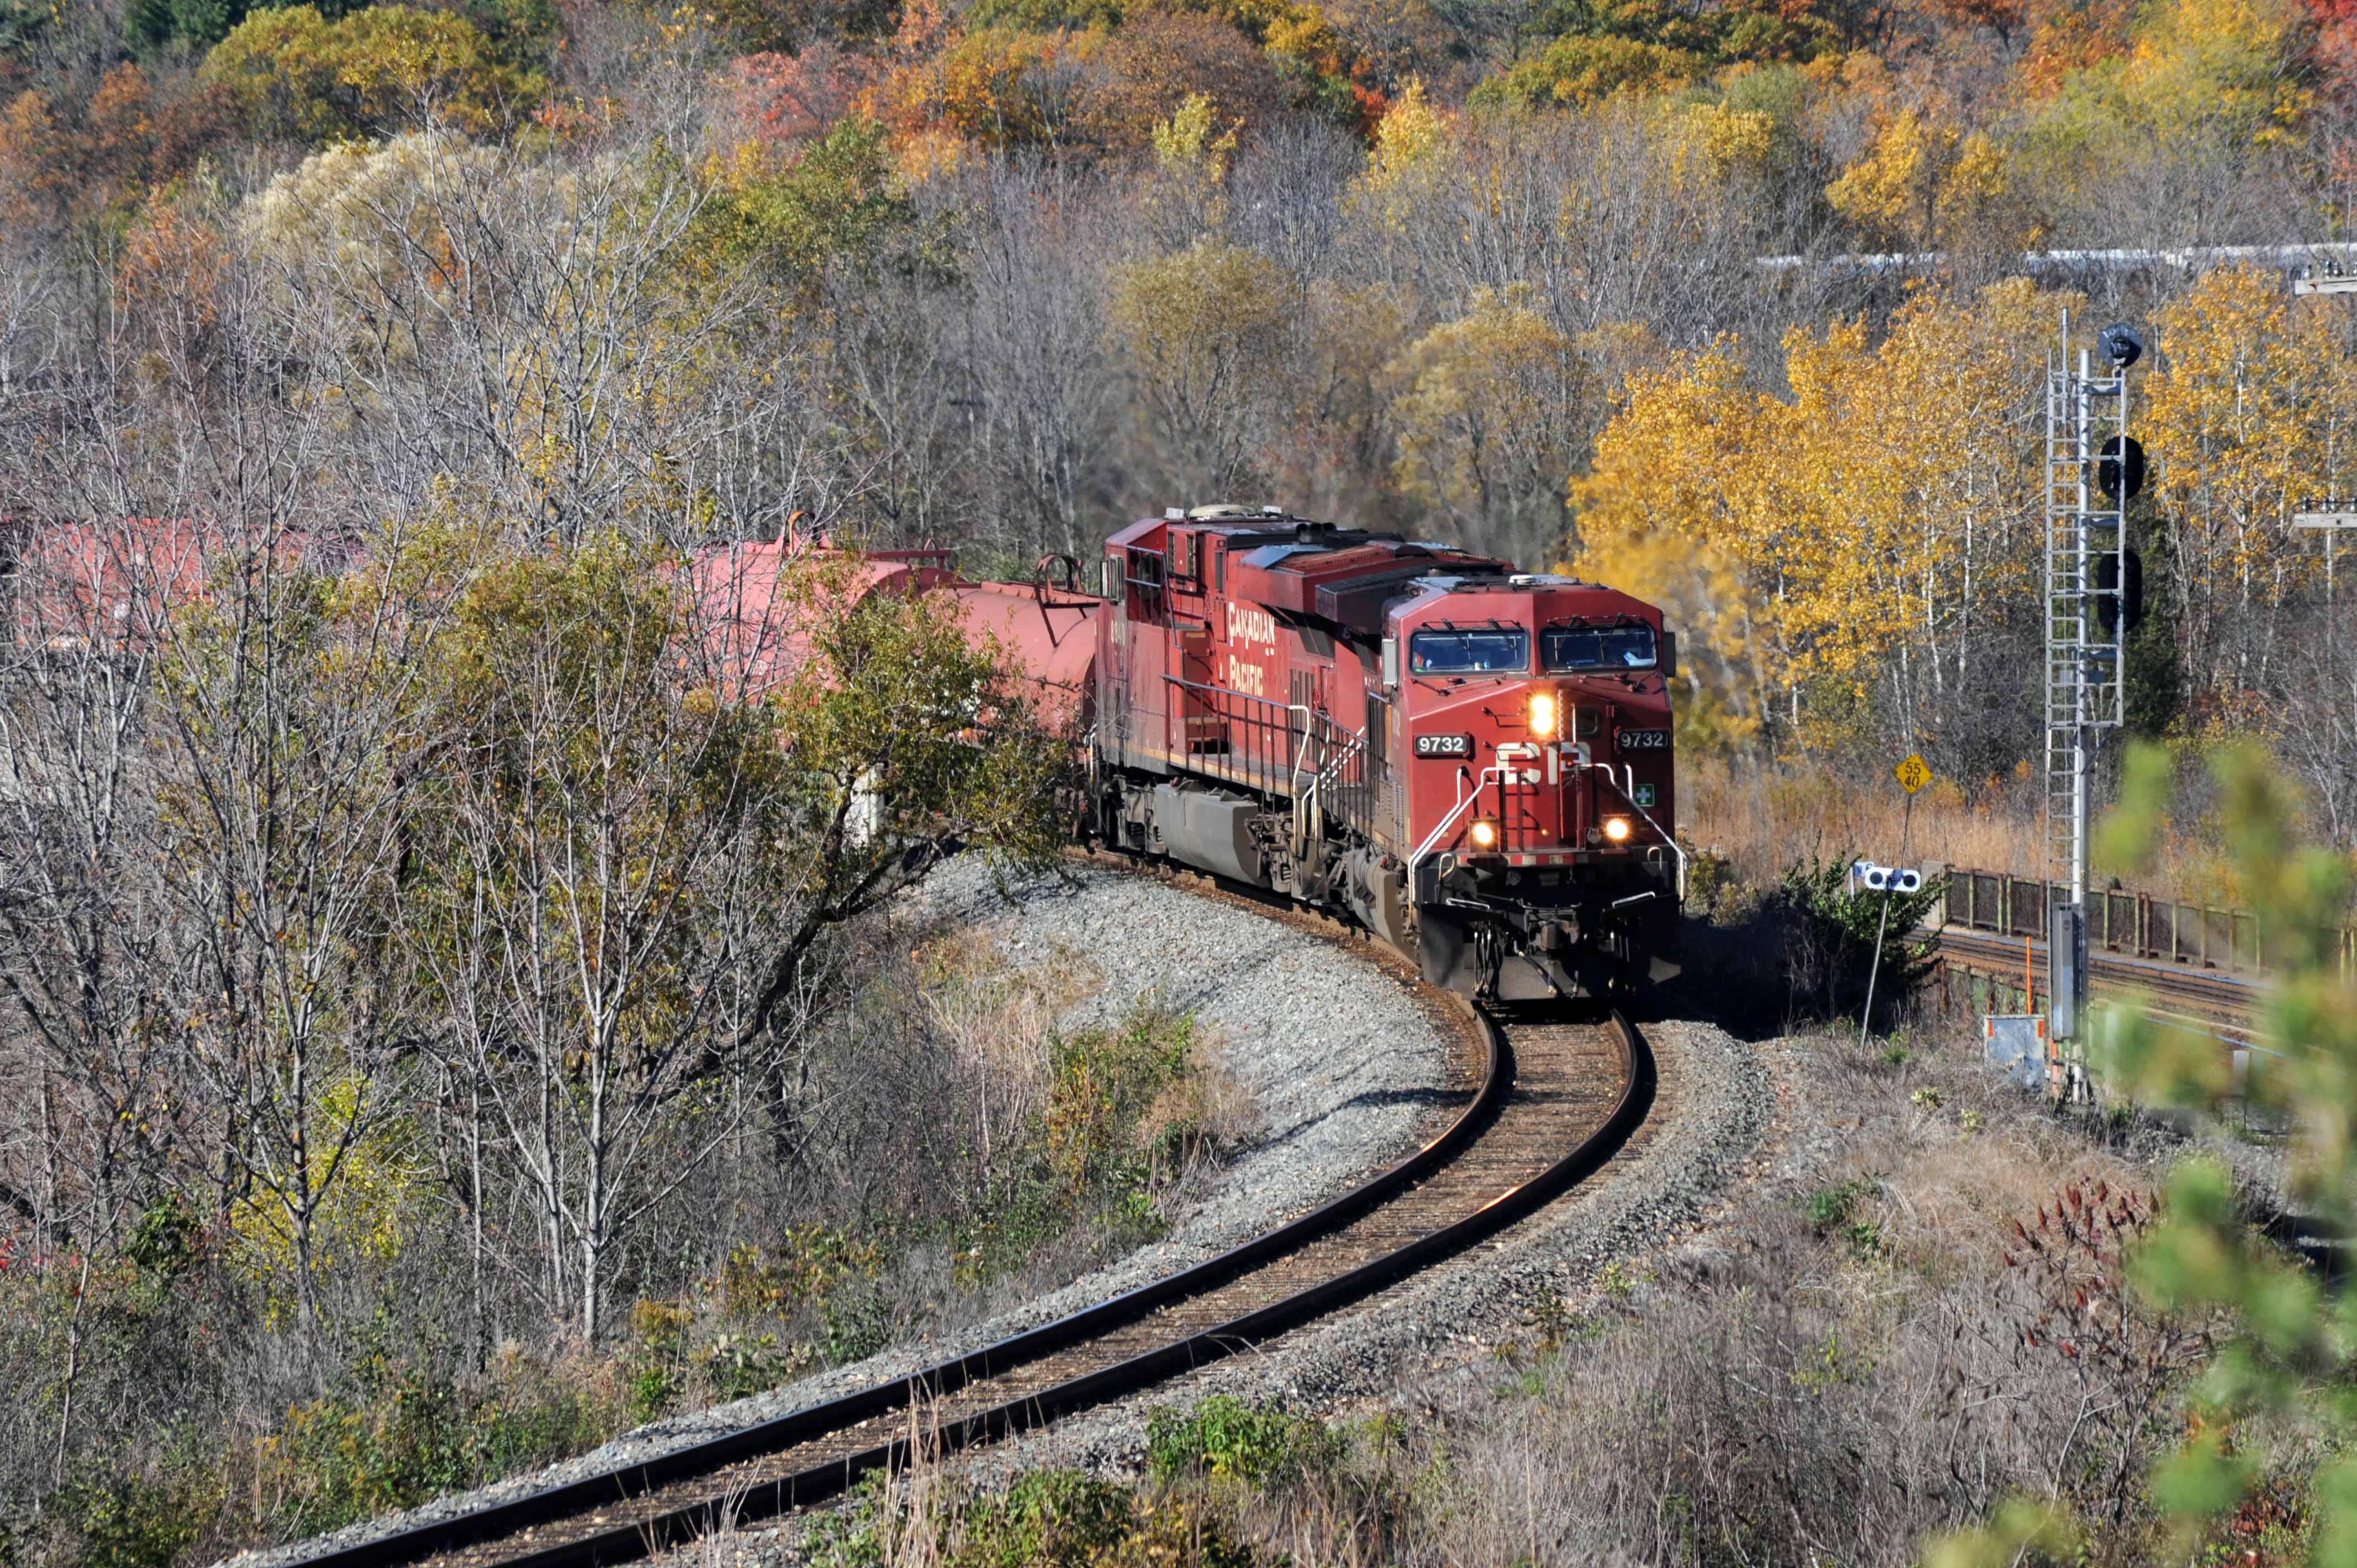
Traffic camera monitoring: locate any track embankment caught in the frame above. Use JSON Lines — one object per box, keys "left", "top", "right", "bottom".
{"left": 219, "top": 864, "right": 1476, "bottom": 1568}
{"left": 239, "top": 864, "right": 1658, "bottom": 1568}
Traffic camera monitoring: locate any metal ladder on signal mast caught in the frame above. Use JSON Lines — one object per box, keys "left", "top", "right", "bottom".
{"left": 2042, "top": 318, "right": 2131, "bottom": 1102}
{"left": 2042, "top": 327, "right": 2129, "bottom": 903}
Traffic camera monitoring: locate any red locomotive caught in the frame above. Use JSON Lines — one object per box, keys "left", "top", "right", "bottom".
{"left": 690, "top": 506, "right": 1682, "bottom": 1001}
{"left": 1079, "top": 505, "right": 1681, "bottom": 1000}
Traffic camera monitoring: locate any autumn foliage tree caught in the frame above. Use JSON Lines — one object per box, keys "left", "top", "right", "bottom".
{"left": 1110, "top": 239, "right": 1292, "bottom": 493}
{"left": 1570, "top": 280, "right": 2058, "bottom": 759}
{"left": 1389, "top": 286, "right": 1591, "bottom": 569}
{"left": 201, "top": 3, "right": 543, "bottom": 141}
{"left": 2141, "top": 265, "right": 2357, "bottom": 703}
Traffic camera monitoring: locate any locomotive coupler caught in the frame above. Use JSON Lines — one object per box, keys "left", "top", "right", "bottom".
{"left": 1532, "top": 916, "right": 1581, "bottom": 953}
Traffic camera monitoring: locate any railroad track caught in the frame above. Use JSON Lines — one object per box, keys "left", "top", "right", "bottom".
{"left": 276, "top": 904, "right": 1653, "bottom": 1568}
{"left": 1936, "top": 924, "right": 2265, "bottom": 1031}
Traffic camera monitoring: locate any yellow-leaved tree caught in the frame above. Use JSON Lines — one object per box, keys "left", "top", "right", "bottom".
{"left": 1826, "top": 107, "right": 2018, "bottom": 251}
{"left": 1346, "top": 78, "right": 1451, "bottom": 235}
{"left": 1566, "top": 342, "right": 1767, "bottom": 750}
{"left": 202, "top": 3, "right": 542, "bottom": 143}
{"left": 2142, "top": 265, "right": 2357, "bottom": 705}
{"left": 1569, "top": 279, "right": 2061, "bottom": 752}
{"left": 1389, "top": 286, "right": 1591, "bottom": 569}
{"left": 1109, "top": 241, "right": 1291, "bottom": 492}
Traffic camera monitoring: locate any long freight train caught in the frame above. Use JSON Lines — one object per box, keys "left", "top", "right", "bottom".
{"left": 785, "top": 504, "right": 1682, "bottom": 1000}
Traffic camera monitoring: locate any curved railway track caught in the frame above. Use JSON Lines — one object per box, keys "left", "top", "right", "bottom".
{"left": 280, "top": 900, "right": 1653, "bottom": 1568}
{"left": 1936, "top": 925, "right": 2265, "bottom": 1031}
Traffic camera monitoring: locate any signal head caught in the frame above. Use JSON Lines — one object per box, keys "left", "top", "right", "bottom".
{"left": 2098, "top": 323, "right": 2144, "bottom": 369}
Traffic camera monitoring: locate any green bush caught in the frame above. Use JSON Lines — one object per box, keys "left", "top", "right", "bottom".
{"left": 809, "top": 1468, "right": 1137, "bottom": 1568}
{"left": 1803, "top": 1179, "right": 1883, "bottom": 1256}
{"left": 256, "top": 1356, "right": 626, "bottom": 1537}
{"left": 954, "top": 1471, "right": 1136, "bottom": 1568}
{"left": 1774, "top": 854, "right": 1946, "bottom": 1027}
{"left": 821, "top": 1290, "right": 893, "bottom": 1366}
{"left": 1145, "top": 1396, "right": 1340, "bottom": 1489}
{"left": 48, "top": 1469, "right": 211, "bottom": 1568}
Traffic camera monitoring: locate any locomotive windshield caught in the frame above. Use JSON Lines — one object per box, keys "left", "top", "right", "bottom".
{"left": 1542, "top": 623, "right": 1656, "bottom": 671}
{"left": 1410, "top": 628, "right": 1529, "bottom": 674}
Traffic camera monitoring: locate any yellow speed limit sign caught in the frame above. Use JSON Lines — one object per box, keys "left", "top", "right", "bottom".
{"left": 1894, "top": 752, "right": 1932, "bottom": 795}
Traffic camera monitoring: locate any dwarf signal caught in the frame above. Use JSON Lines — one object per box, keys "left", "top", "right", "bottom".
{"left": 1850, "top": 860, "right": 1923, "bottom": 895}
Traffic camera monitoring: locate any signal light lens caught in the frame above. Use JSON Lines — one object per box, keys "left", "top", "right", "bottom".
{"left": 1603, "top": 816, "right": 1633, "bottom": 844}
{"left": 1469, "top": 818, "right": 1500, "bottom": 850}
{"left": 1528, "top": 690, "right": 1558, "bottom": 739}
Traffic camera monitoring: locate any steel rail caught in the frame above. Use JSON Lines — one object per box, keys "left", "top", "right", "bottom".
{"left": 272, "top": 998, "right": 1649, "bottom": 1568}
{"left": 468, "top": 1008, "right": 1649, "bottom": 1568}
{"left": 270, "top": 873, "right": 1649, "bottom": 1568}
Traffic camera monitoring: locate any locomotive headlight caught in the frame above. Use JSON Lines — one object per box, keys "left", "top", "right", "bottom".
{"left": 1602, "top": 816, "right": 1633, "bottom": 844}
{"left": 1527, "top": 690, "right": 1558, "bottom": 740}
{"left": 1469, "top": 818, "right": 1500, "bottom": 850}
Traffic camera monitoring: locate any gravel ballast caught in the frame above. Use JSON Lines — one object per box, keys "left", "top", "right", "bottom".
{"left": 223, "top": 859, "right": 1461, "bottom": 1568}
{"left": 929, "top": 1012, "right": 1772, "bottom": 1497}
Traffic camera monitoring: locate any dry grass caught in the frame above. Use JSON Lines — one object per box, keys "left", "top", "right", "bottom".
{"left": 1684, "top": 755, "right": 2253, "bottom": 907}
{"left": 1139, "top": 1033, "right": 1262, "bottom": 1182}
{"left": 914, "top": 932, "right": 1104, "bottom": 1173}
{"left": 836, "top": 1016, "right": 2306, "bottom": 1568}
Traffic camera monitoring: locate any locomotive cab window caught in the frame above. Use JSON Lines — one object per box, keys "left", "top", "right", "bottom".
{"left": 1409, "top": 628, "right": 1529, "bottom": 674}
{"left": 1541, "top": 623, "right": 1656, "bottom": 671}
{"left": 1125, "top": 547, "right": 1167, "bottom": 623}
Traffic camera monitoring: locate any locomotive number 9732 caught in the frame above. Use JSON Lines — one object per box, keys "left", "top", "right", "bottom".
{"left": 1413, "top": 733, "right": 1473, "bottom": 759}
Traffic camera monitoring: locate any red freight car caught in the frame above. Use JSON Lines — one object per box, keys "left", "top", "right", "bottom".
{"left": 1086, "top": 506, "right": 1681, "bottom": 1000}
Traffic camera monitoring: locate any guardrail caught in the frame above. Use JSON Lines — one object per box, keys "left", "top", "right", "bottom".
{"left": 1942, "top": 866, "right": 2357, "bottom": 980}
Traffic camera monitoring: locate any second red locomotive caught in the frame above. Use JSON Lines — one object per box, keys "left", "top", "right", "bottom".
{"left": 1084, "top": 506, "right": 1681, "bottom": 1000}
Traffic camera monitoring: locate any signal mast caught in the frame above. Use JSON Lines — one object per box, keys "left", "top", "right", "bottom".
{"left": 2044, "top": 316, "right": 2144, "bottom": 1096}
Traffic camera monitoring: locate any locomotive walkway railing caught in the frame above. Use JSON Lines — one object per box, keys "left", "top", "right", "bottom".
{"left": 1162, "top": 676, "right": 1300, "bottom": 800}
{"left": 1941, "top": 866, "right": 2357, "bottom": 981}
{"left": 1161, "top": 676, "right": 1379, "bottom": 848}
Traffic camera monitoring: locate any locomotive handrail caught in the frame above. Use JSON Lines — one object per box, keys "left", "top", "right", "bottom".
{"left": 1587, "top": 762, "right": 1686, "bottom": 899}
{"left": 1161, "top": 674, "right": 1315, "bottom": 798}
{"left": 1293, "top": 722, "right": 1369, "bottom": 852}
{"left": 1408, "top": 763, "right": 1513, "bottom": 875}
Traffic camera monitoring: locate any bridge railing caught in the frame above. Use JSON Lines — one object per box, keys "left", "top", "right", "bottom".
{"left": 1941, "top": 867, "right": 2357, "bottom": 980}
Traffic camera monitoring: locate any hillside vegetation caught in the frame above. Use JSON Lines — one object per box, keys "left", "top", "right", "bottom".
{"left": 6, "top": 0, "right": 2357, "bottom": 1557}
